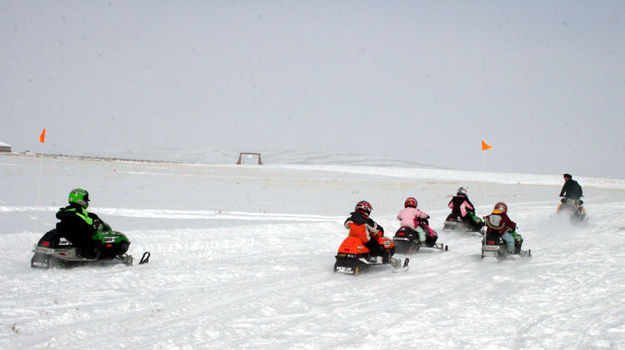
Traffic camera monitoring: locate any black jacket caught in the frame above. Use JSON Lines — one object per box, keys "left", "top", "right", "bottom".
{"left": 56, "top": 204, "right": 99, "bottom": 247}
{"left": 448, "top": 195, "right": 476, "bottom": 218}
{"left": 560, "top": 179, "right": 583, "bottom": 199}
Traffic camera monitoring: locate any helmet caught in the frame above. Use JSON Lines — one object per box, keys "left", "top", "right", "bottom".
{"left": 492, "top": 202, "right": 507, "bottom": 214}
{"left": 404, "top": 197, "right": 417, "bottom": 208}
{"left": 68, "top": 188, "right": 90, "bottom": 208}
{"left": 355, "top": 200, "right": 372, "bottom": 216}
{"left": 457, "top": 187, "right": 467, "bottom": 196}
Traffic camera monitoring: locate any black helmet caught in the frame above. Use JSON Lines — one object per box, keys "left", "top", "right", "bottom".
{"left": 355, "top": 200, "right": 372, "bottom": 216}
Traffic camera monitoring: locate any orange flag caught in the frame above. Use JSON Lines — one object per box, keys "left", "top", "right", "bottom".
{"left": 39, "top": 128, "right": 46, "bottom": 143}
{"left": 481, "top": 140, "right": 492, "bottom": 151}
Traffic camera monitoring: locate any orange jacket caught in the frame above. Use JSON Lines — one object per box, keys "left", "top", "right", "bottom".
{"left": 344, "top": 211, "right": 382, "bottom": 243}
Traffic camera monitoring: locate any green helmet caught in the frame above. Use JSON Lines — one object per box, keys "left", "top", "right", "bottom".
{"left": 68, "top": 188, "right": 90, "bottom": 208}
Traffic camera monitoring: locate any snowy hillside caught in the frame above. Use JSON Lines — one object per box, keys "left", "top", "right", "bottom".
{"left": 1, "top": 153, "right": 625, "bottom": 349}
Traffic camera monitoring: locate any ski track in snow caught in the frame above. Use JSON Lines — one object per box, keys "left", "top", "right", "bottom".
{"left": 1, "top": 155, "right": 625, "bottom": 349}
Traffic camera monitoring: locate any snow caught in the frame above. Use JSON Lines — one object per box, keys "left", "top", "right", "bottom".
{"left": 1, "top": 153, "right": 625, "bottom": 349}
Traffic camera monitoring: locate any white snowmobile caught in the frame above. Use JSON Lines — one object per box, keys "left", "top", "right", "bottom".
{"left": 481, "top": 232, "right": 531, "bottom": 259}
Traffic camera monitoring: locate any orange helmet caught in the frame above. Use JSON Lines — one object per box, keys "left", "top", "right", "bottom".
{"left": 492, "top": 202, "right": 508, "bottom": 214}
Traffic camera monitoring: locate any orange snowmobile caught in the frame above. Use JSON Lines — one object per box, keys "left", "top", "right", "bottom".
{"left": 333, "top": 235, "right": 408, "bottom": 275}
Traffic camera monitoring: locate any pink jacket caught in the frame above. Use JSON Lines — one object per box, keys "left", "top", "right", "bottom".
{"left": 397, "top": 207, "right": 429, "bottom": 229}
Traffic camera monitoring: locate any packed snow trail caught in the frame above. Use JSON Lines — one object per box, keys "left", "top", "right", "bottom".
{"left": 1, "top": 155, "right": 624, "bottom": 349}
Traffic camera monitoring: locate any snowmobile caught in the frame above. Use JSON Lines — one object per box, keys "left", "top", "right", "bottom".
{"left": 481, "top": 232, "right": 531, "bottom": 259}
{"left": 334, "top": 235, "right": 408, "bottom": 275}
{"left": 557, "top": 198, "right": 586, "bottom": 222}
{"left": 393, "top": 221, "right": 448, "bottom": 254}
{"left": 443, "top": 212, "right": 484, "bottom": 234}
{"left": 31, "top": 228, "right": 150, "bottom": 269}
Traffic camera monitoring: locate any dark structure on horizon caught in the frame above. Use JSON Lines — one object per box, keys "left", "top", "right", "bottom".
{"left": 0, "top": 141, "right": 11, "bottom": 153}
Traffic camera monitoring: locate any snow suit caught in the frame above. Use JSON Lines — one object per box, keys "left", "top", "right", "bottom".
{"left": 448, "top": 195, "right": 483, "bottom": 231}
{"left": 484, "top": 212, "right": 519, "bottom": 253}
{"left": 397, "top": 207, "right": 429, "bottom": 243}
{"left": 344, "top": 211, "right": 384, "bottom": 257}
{"left": 56, "top": 204, "right": 104, "bottom": 258}
{"left": 397, "top": 207, "right": 429, "bottom": 228}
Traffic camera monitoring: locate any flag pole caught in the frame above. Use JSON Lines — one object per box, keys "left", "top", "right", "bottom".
{"left": 480, "top": 140, "right": 492, "bottom": 171}
{"left": 479, "top": 139, "right": 493, "bottom": 210}
{"left": 36, "top": 129, "right": 46, "bottom": 223}
{"left": 481, "top": 151, "right": 486, "bottom": 171}
{"left": 482, "top": 140, "right": 493, "bottom": 171}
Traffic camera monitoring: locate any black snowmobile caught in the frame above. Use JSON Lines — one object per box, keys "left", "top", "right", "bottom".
{"left": 31, "top": 228, "right": 150, "bottom": 269}
{"left": 393, "top": 222, "right": 448, "bottom": 254}
{"left": 443, "top": 214, "right": 485, "bottom": 234}
{"left": 443, "top": 210, "right": 485, "bottom": 233}
{"left": 557, "top": 198, "right": 587, "bottom": 222}
{"left": 481, "top": 232, "right": 531, "bottom": 259}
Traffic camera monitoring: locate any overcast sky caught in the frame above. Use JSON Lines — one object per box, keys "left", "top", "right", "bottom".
{"left": 2, "top": 1, "right": 624, "bottom": 178}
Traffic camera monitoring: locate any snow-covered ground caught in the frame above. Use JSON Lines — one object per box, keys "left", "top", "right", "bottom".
{"left": 1, "top": 153, "right": 625, "bottom": 349}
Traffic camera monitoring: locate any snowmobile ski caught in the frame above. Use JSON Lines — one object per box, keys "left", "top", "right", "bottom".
{"left": 334, "top": 255, "right": 408, "bottom": 275}
{"left": 139, "top": 251, "right": 151, "bottom": 265}
{"left": 390, "top": 257, "right": 409, "bottom": 272}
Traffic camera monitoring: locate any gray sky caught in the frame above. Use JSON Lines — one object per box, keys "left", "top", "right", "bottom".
{"left": 2, "top": 1, "right": 624, "bottom": 178}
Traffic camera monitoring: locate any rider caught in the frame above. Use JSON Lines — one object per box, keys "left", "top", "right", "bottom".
{"left": 483, "top": 202, "right": 523, "bottom": 254}
{"left": 55, "top": 188, "right": 106, "bottom": 258}
{"left": 448, "top": 187, "right": 483, "bottom": 231}
{"left": 397, "top": 197, "right": 430, "bottom": 244}
{"left": 560, "top": 173, "right": 583, "bottom": 205}
{"left": 344, "top": 200, "right": 386, "bottom": 262}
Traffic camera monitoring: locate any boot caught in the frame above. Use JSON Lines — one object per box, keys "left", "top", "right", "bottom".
{"left": 416, "top": 227, "right": 426, "bottom": 243}
{"left": 514, "top": 239, "right": 523, "bottom": 254}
